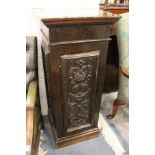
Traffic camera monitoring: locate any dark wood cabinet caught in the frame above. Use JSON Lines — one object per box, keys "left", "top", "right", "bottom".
{"left": 35, "top": 9, "right": 120, "bottom": 147}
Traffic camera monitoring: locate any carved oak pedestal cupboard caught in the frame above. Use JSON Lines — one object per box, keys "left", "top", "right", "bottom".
{"left": 35, "top": 9, "right": 120, "bottom": 147}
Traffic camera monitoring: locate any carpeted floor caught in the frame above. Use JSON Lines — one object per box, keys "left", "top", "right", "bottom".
{"left": 38, "top": 92, "right": 129, "bottom": 155}
{"left": 39, "top": 128, "right": 115, "bottom": 155}
{"left": 100, "top": 92, "right": 129, "bottom": 152}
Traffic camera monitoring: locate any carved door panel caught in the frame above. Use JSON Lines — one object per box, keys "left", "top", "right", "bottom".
{"left": 60, "top": 51, "right": 100, "bottom": 134}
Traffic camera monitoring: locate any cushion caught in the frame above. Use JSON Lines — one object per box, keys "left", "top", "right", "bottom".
{"left": 26, "top": 36, "right": 37, "bottom": 71}
{"left": 26, "top": 36, "right": 37, "bottom": 90}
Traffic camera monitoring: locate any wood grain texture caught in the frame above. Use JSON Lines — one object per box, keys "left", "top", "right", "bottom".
{"left": 26, "top": 101, "right": 41, "bottom": 155}
{"left": 26, "top": 81, "right": 41, "bottom": 155}
{"left": 39, "top": 11, "right": 120, "bottom": 147}
{"left": 36, "top": 9, "right": 121, "bottom": 27}
{"left": 52, "top": 126, "right": 100, "bottom": 148}
{"left": 103, "top": 9, "right": 129, "bottom": 14}
{"left": 100, "top": 2, "right": 129, "bottom": 14}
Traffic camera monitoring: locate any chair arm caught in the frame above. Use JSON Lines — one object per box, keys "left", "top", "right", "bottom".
{"left": 26, "top": 81, "right": 37, "bottom": 109}
{"left": 26, "top": 80, "right": 38, "bottom": 155}
{"left": 26, "top": 109, "right": 33, "bottom": 155}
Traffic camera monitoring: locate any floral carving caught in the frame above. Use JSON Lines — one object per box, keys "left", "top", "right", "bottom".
{"left": 61, "top": 51, "right": 100, "bottom": 130}
{"left": 67, "top": 58, "right": 93, "bottom": 128}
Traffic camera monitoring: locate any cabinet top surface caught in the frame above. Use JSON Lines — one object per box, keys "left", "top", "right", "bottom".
{"left": 33, "top": 8, "right": 120, "bottom": 27}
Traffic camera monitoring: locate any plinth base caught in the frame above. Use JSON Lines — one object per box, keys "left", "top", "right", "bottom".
{"left": 56, "top": 128, "right": 99, "bottom": 148}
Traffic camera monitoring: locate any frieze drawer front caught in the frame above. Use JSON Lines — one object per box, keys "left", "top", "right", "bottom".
{"left": 42, "top": 25, "right": 111, "bottom": 43}
{"left": 35, "top": 8, "right": 120, "bottom": 148}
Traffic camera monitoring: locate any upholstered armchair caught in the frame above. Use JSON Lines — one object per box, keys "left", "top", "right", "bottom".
{"left": 26, "top": 36, "right": 41, "bottom": 155}
{"left": 107, "top": 12, "right": 129, "bottom": 119}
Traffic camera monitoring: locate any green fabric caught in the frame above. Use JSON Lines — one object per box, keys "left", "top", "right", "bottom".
{"left": 116, "top": 13, "right": 129, "bottom": 103}
{"left": 116, "top": 13, "right": 129, "bottom": 69}
{"left": 118, "top": 70, "right": 129, "bottom": 104}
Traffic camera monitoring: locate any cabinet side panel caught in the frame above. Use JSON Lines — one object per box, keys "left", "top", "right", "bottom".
{"left": 60, "top": 51, "right": 100, "bottom": 133}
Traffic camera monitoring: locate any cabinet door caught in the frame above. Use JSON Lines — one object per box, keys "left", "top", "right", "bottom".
{"left": 60, "top": 51, "right": 100, "bottom": 134}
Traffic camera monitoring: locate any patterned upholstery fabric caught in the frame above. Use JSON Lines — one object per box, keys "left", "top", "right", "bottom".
{"left": 26, "top": 36, "right": 37, "bottom": 90}
{"left": 116, "top": 13, "right": 129, "bottom": 104}
{"left": 118, "top": 69, "right": 128, "bottom": 103}
{"left": 116, "top": 13, "right": 129, "bottom": 70}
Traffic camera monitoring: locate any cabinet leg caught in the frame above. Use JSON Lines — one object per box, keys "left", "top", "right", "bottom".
{"left": 106, "top": 98, "right": 124, "bottom": 119}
